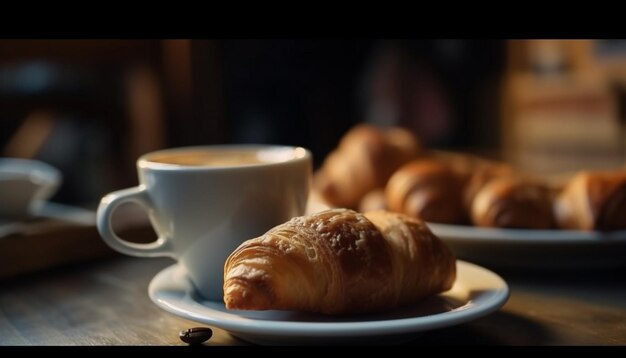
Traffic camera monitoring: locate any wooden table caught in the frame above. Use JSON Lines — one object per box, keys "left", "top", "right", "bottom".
{"left": 1, "top": 255, "right": 624, "bottom": 345}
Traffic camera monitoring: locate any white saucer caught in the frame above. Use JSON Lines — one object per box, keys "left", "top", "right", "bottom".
{"left": 148, "top": 260, "right": 509, "bottom": 345}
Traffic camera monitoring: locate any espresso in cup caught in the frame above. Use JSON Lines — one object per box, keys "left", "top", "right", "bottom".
{"left": 97, "top": 145, "right": 312, "bottom": 301}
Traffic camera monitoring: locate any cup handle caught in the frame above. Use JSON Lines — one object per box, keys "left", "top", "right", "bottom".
{"left": 97, "top": 186, "right": 174, "bottom": 258}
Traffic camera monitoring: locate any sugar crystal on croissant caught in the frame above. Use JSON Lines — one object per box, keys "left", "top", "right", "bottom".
{"left": 223, "top": 208, "right": 456, "bottom": 315}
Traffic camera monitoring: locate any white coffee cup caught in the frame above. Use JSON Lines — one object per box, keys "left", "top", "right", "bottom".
{"left": 96, "top": 145, "right": 312, "bottom": 301}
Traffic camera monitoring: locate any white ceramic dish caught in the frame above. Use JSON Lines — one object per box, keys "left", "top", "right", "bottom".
{"left": 0, "top": 158, "right": 61, "bottom": 219}
{"left": 148, "top": 260, "right": 509, "bottom": 345}
{"left": 427, "top": 223, "right": 626, "bottom": 269}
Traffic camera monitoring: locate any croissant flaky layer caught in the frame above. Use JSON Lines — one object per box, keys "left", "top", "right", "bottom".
{"left": 471, "top": 177, "right": 556, "bottom": 229}
{"left": 223, "top": 209, "right": 456, "bottom": 315}
{"left": 385, "top": 159, "right": 466, "bottom": 224}
{"left": 555, "top": 170, "right": 626, "bottom": 231}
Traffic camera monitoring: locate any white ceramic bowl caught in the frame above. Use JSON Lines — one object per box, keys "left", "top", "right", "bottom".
{"left": 0, "top": 158, "right": 62, "bottom": 219}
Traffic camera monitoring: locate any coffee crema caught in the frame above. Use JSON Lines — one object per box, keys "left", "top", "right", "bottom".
{"left": 148, "top": 150, "right": 270, "bottom": 167}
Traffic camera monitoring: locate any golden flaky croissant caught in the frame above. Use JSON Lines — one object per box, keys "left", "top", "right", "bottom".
{"left": 223, "top": 209, "right": 456, "bottom": 315}
{"left": 385, "top": 159, "right": 466, "bottom": 224}
{"left": 314, "top": 124, "right": 422, "bottom": 209}
{"left": 429, "top": 151, "right": 516, "bottom": 213}
{"left": 471, "top": 177, "right": 556, "bottom": 229}
{"left": 462, "top": 163, "right": 516, "bottom": 214}
{"left": 554, "top": 170, "right": 626, "bottom": 231}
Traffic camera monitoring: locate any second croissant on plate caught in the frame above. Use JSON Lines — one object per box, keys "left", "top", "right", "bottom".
{"left": 223, "top": 209, "right": 456, "bottom": 315}
{"left": 385, "top": 159, "right": 466, "bottom": 224}
{"left": 471, "top": 177, "right": 556, "bottom": 229}
{"left": 555, "top": 170, "right": 626, "bottom": 231}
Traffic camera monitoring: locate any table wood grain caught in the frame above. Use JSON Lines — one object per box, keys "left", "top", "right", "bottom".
{"left": 0, "top": 256, "right": 624, "bottom": 345}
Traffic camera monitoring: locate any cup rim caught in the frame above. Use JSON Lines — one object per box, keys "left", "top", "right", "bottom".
{"left": 0, "top": 158, "right": 62, "bottom": 184}
{"left": 138, "top": 144, "right": 312, "bottom": 171}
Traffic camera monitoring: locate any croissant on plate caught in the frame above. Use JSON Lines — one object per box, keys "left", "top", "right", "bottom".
{"left": 223, "top": 209, "right": 456, "bottom": 315}
{"left": 462, "top": 163, "right": 516, "bottom": 213}
{"left": 314, "top": 124, "right": 422, "bottom": 209}
{"left": 554, "top": 170, "right": 626, "bottom": 231}
{"left": 385, "top": 159, "right": 466, "bottom": 224}
{"left": 429, "top": 152, "right": 516, "bottom": 214}
{"left": 471, "top": 177, "right": 555, "bottom": 229}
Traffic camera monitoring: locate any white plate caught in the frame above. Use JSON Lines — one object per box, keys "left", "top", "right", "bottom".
{"left": 427, "top": 223, "right": 626, "bottom": 269}
{"left": 148, "top": 260, "right": 509, "bottom": 345}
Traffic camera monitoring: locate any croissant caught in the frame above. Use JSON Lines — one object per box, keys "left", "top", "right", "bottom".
{"left": 428, "top": 152, "right": 515, "bottom": 213}
{"left": 385, "top": 158, "right": 466, "bottom": 224}
{"left": 223, "top": 209, "right": 456, "bottom": 315}
{"left": 314, "top": 124, "right": 422, "bottom": 209}
{"left": 554, "top": 170, "right": 626, "bottom": 231}
{"left": 462, "top": 163, "right": 516, "bottom": 213}
{"left": 471, "top": 177, "right": 555, "bottom": 229}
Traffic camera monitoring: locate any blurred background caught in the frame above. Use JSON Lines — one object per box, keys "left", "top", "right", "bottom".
{"left": 1, "top": 39, "right": 626, "bottom": 209}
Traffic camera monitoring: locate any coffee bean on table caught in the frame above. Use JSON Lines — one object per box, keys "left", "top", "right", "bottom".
{"left": 179, "top": 327, "right": 213, "bottom": 345}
